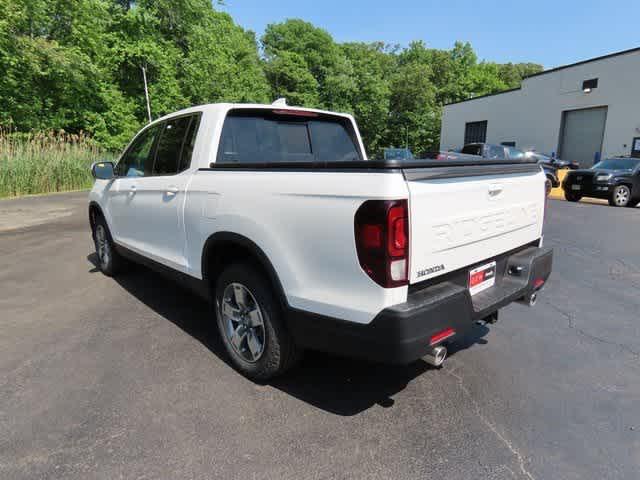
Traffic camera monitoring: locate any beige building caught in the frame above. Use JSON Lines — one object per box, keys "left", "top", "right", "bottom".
{"left": 440, "top": 47, "right": 640, "bottom": 167}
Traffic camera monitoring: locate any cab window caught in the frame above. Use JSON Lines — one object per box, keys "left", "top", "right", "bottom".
{"left": 152, "top": 114, "right": 201, "bottom": 175}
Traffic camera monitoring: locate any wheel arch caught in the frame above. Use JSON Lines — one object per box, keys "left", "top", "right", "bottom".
{"left": 88, "top": 201, "right": 104, "bottom": 232}
{"left": 201, "top": 232, "right": 288, "bottom": 309}
{"left": 614, "top": 180, "right": 633, "bottom": 190}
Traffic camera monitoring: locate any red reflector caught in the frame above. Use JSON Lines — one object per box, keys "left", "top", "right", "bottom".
{"left": 272, "top": 109, "right": 319, "bottom": 117}
{"left": 533, "top": 278, "right": 545, "bottom": 289}
{"left": 430, "top": 327, "right": 456, "bottom": 346}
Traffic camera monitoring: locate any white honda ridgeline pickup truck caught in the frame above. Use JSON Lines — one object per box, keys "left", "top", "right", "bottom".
{"left": 89, "top": 101, "right": 552, "bottom": 381}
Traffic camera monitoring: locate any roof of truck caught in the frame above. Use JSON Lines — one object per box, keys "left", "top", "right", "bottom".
{"left": 151, "top": 102, "right": 355, "bottom": 125}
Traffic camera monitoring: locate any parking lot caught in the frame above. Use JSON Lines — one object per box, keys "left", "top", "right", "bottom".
{"left": 1, "top": 192, "right": 638, "bottom": 480}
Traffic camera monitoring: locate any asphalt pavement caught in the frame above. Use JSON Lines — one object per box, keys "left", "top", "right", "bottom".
{"left": 0, "top": 192, "right": 638, "bottom": 480}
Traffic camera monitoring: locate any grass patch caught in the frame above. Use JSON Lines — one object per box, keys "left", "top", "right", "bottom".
{"left": 0, "top": 129, "right": 114, "bottom": 198}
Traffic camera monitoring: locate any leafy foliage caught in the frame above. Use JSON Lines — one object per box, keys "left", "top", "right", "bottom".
{"left": 0, "top": 3, "right": 542, "bottom": 158}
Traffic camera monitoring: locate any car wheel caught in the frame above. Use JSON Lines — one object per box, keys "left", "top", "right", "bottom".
{"left": 93, "top": 215, "right": 127, "bottom": 276}
{"left": 545, "top": 177, "right": 553, "bottom": 196}
{"left": 215, "top": 263, "right": 301, "bottom": 381}
{"left": 564, "top": 191, "right": 581, "bottom": 202}
{"left": 610, "top": 185, "right": 631, "bottom": 207}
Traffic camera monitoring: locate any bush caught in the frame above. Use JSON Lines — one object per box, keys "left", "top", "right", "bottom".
{"left": 0, "top": 129, "right": 113, "bottom": 198}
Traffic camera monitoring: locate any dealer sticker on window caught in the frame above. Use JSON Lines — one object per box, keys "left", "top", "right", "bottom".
{"left": 468, "top": 261, "right": 497, "bottom": 296}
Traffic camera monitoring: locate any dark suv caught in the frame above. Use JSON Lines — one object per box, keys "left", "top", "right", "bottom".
{"left": 562, "top": 157, "right": 640, "bottom": 207}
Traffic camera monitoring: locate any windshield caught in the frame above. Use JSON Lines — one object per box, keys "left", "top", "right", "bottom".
{"left": 592, "top": 158, "right": 640, "bottom": 171}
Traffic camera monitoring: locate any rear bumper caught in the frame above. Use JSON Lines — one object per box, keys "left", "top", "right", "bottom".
{"left": 287, "top": 244, "right": 552, "bottom": 364}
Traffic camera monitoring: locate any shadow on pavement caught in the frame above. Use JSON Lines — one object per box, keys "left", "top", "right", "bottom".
{"left": 87, "top": 252, "right": 490, "bottom": 416}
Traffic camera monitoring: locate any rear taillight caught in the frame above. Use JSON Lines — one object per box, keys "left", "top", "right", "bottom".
{"left": 354, "top": 199, "right": 409, "bottom": 288}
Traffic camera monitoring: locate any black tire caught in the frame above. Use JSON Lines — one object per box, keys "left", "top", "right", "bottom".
{"left": 609, "top": 185, "right": 631, "bottom": 207}
{"left": 564, "top": 191, "right": 581, "bottom": 202}
{"left": 92, "top": 215, "right": 127, "bottom": 276}
{"left": 214, "top": 262, "right": 301, "bottom": 381}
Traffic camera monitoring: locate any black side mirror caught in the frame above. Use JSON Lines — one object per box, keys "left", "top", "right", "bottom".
{"left": 91, "top": 161, "right": 115, "bottom": 180}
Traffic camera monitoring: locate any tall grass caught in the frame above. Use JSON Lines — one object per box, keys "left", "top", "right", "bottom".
{"left": 0, "top": 129, "right": 113, "bottom": 198}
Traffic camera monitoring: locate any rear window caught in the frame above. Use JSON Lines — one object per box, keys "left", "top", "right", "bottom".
{"left": 216, "top": 110, "right": 362, "bottom": 164}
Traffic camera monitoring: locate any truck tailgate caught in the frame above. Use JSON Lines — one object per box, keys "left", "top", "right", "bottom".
{"left": 404, "top": 164, "right": 545, "bottom": 284}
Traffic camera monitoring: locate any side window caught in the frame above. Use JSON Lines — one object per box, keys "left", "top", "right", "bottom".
{"left": 507, "top": 147, "right": 525, "bottom": 160}
{"left": 115, "top": 125, "right": 160, "bottom": 177}
{"left": 178, "top": 114, "right": 201, "bottom": 172}
{"left": 152, "top": 116, "right": 193, "bottom": 176}
{"left": 487, "top": 145, "right": 505, "bottom": 159}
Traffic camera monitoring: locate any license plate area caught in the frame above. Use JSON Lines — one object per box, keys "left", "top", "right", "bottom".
{"left": 571, "top": 184, "right": 581, "bottom": 190}
{"left": 468, "top": 261, "right": 497, "bottom": 295}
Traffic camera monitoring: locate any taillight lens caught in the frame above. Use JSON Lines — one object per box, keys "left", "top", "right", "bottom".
{"left": 354, "top": 199, "right": 409, "bottom": 288}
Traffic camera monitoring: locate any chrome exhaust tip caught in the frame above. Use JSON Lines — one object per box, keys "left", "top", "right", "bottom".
{"left": 518, "top": 291, "right": 538, "bottom": 307}
{"left": 425, "top": 345, "right": 447, "bottom": 367}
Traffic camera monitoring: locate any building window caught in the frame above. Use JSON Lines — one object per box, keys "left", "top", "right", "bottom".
{"left": 464, "top": 121, "right": 487, "bottom": 144}
{"left": 582, "top": 78, "right": 598, "bottom": 91}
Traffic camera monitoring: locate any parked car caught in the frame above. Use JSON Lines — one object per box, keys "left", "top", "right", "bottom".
{"left": 526, "top": 152, "right": 579, "bottom": 170}
{"left": 88, "top": 102, "right": 552, "bottom": 381}
{"left": 461, "top": 143, "right": 557, "bottom": 194}
{"left": 461, "top": 142, "right": 508, "bottom": 159}
{"left": 383, "top": 147, "right": 414, "bottom": 160}
{"left": 562, "top": 157, "right": 640, "bottom": 207}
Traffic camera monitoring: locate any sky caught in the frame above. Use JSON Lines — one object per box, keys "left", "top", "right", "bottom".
{"left": 221, "top": 0, "right": 639, "bottom": 69}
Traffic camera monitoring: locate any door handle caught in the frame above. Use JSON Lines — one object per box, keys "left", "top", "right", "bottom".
{"left": 166, "top": 186, "right": 179, "bottom": 195}
{"left": 488, "top": 184, "right": 503, "bottom": 198}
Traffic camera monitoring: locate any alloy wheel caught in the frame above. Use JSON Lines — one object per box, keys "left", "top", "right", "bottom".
{"left": 220, "top": 283, "right": 266, "bottom": 363}
{"left": 614, "top": 186, "right": 630, "bottom": 206}
{"left": 95, "top": 225, "right": 110, "bottom": 268}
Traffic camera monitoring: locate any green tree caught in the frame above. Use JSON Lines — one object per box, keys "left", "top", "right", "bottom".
{"left": 263, "top": 51, "right": 321, "bottom": 107}
{"left": 0, "top": 4, "right": 544, "bottom": 156}
{"left": 386, "top": 54, "right": 439, "bottom": 154}
{"left": 498, "top": 62, "right": 543, "bottom": 87}
{"left": 262, "top": 19, "right": 355, "bottom": 110}
{"left": 0, "top": 0, "right": 270, "bottom": 150}
{"left": 340, "top": 42, "right": 394, "bottom": 155}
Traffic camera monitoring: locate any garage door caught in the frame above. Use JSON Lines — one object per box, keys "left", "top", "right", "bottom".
{"left": 559, "top": 107, "right": 607, "bottom": 168}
